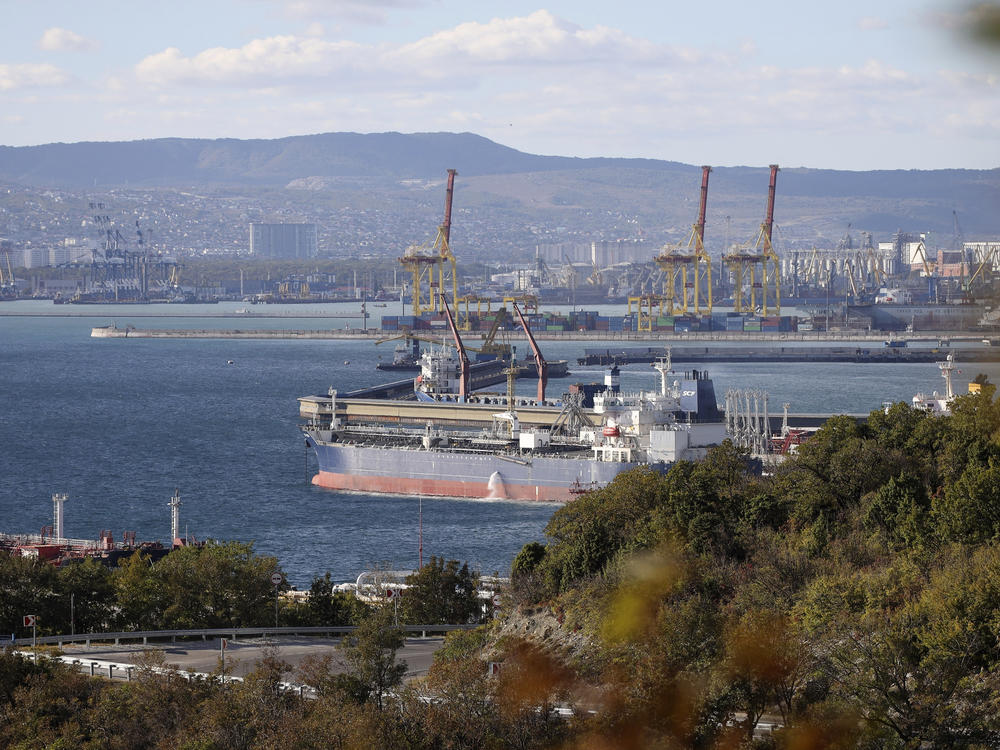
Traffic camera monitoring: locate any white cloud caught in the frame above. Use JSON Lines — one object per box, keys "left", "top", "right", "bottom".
{"left": 0, "top": 63, "right": 71, "bottom": 91}
{"left": 135, "top": 37, "right": 366, "bottom": 85}
{"left": 38, "top": 27, "right": 99, "bottom": 53}
{"left": 249, "top": 0, "right": 426, "bottom": 24}
{"left": 134, "top": 10, "right": 698, "bottom": 88}
{"left": 393, "top": 11, "right": 671, "bottom": 67}
{"left": 95, "top": 12, "right": 1000, "bottom": 167}
{"left": 857, "top": 16, "right": 889, "bottom": 31}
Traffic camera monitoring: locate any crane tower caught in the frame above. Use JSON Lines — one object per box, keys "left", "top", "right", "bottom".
{"left": 724, "top": 164, "right": 781, "bottom": 315}
{"left": 399, "top": 169, "right": 459, "bottom": 316}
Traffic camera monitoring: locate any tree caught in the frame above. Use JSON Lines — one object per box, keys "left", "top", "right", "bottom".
{"left": 339, "top": 606, "right": 408, "bottom": 710}
{"left": 56, "top": 558, "right": 114, "bottom": 634}
{"left": 399, "top": 557, "right": 481, "bottom": 625}
{"left": 302, "top": 572, "right": 370, "bottom": 626}
{"left": 153, "top": 541, "right": 281, "bottom": 628}
{"left": 540, "top": 467, "right": 670, "bottom": 594}
{"left": 0, "top": 555, "right": 61, "bottom": 636}
{"left": 110, "top": 553, "right": 166, "bottom": 630}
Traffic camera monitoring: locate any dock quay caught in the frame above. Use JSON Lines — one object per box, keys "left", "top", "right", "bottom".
{"left": 579, "top": 344, "right": 1000, "bottom": 365}
{"left": 91, "top": 324, "right": 999, "bottom": 346}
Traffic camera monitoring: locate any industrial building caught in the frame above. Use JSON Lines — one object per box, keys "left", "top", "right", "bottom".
{"left": 249, "top": 223, "right": 318, "bottom": 259}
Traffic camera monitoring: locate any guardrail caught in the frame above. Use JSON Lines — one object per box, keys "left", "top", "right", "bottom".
{"left": 12, "top": 624, "right": 476, "bottom": 648}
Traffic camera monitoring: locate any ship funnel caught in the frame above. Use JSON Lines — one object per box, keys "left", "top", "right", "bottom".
{"left": 487, "top": 471, "right": 508, "bottom": 500}
{"left": 604, "top": 366, "right": 620, "bottom": 392}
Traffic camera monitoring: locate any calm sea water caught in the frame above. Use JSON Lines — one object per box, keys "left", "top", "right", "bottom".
{"left": 2, "top": 301, "right": 997, "bottom": 587}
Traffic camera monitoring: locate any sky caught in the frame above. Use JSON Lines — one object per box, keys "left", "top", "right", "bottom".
{"left": 0, "top": 0, "right": 997, "bottom": 170}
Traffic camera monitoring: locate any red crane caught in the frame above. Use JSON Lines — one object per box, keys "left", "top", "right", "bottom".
{"left": 763, "top": 163, "right": 779, "bottom": 251}
{"left": 441, "top": 296, "right": 470, "bottom": 401}
{"left": 512, "top": 302, "right": 547, "bottom": 402}
{"left": 442, "top": 168, "right": 456, "bottom": 246}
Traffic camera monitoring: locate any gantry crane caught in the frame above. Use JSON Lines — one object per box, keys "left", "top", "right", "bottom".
{"left": 631, "top": 166, "right": 714, "bottom": 330}
{"left": 399, "top": 169, "right": 459, "bottom": 316}
{"left": 724, "top": 164, "right": 781, "bottom": 315}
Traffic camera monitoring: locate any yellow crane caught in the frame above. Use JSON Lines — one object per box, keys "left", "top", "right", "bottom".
{"left": 724, "top": 164, "right": 781, "bottom": 315}
{"left": 399, "top": 169, "right": 459, "bottom": 316}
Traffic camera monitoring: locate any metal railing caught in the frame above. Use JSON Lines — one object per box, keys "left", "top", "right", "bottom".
{"left": 11, "top": 624, "right": 476, "bottom": 648}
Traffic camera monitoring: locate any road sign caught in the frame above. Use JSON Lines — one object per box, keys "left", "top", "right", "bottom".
{"left": 270, "top": 573, "right": 282, "bottom": 586}
{"left": 492, "top": 595, "right": 502, "bottom": 606}
{"left": 23, "top": 615, "right": 36, "bottom": 627}
{"left": 385, "top": 588, "right": 396, "bottom": 599}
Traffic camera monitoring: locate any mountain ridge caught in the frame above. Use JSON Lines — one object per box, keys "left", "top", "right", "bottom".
{"left": 1, "top": 132, "right": 997, "bottom": 242}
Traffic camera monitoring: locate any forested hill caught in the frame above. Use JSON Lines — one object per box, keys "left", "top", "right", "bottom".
{"left": 2, "top": 131, "right": 998, "bottom": 237}
{"left": 505, "top": 381, "right": 1000, "bottom": 746}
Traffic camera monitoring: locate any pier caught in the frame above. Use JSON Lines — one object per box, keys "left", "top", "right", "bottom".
{"left": 91, "top": 324, "right": 998, "bottom": 346}
{"left": 578, "top": 344, "right": 1000, "bottom": 365}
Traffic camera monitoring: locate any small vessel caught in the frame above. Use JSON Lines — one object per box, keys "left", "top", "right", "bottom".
{"left": 912, "top": 354, "right": 959, "bottom": 415}
{"left": 376, "top": 338, "right": 422, "bottom": 371}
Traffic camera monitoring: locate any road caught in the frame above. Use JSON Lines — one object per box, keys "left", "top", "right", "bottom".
{"left": 62, "top": 636, "right": 443, "bottom": 680}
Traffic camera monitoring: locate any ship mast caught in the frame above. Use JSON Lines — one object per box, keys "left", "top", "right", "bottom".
{"left": 168, "top": 489, "right": 182, "bottom": 546}
{"left": 52, "top": 493, "right": 68, "bottom": 541}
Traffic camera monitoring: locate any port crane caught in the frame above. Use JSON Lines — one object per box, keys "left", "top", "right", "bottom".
{"left": 724, "top": 164, "right": 781, "bottom": 315}
{"left": 441, "top": 297, "right": 470, "bottom": 401}
{"left": 399, "top": 169, "right": 459, "bottom": 316}
{"left": 512, "top": 302, "right": 548, "bottom": 402}
{"left": 0, "top": 241, "right": 15, "bottom": 295}
{"left": 376, "top": 307, "right": 513, "bottom": 359}
{"left": 630, "top": 166, "right": 713, "bottom": 329}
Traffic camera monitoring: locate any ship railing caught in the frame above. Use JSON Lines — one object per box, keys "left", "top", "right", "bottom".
{"left": 11, "top": 624, "right": 480, "bottom": 648}
{"left": 0, "top": 533, "right": 108, "bottom": 549}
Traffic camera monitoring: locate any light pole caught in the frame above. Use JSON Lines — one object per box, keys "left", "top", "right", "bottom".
{"left": 270, "top": 572, "right": 282, "bottom": 629}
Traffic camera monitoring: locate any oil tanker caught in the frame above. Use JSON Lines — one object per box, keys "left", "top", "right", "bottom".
{"left": 301, "top": 360, "right": 727, "bottom": 502}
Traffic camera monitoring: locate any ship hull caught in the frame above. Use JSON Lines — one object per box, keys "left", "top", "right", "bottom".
{"left": 305, "top": 438, "right": 662, "bottom": 503}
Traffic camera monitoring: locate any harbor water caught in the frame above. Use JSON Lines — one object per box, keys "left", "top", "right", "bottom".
{"left": 3, "top": 301, "right": 998, "bottom": 588}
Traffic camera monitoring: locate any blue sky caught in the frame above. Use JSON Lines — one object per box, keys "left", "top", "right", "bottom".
{"left": 1, "top": 0, "right": 997, "bottom": 169}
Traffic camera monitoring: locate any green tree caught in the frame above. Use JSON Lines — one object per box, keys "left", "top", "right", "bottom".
{"left": 56, "top": 558, "right": 114, "bottom": 634}
{"left": 154, "top": 541, "right": 281, "bottom": 628}
{"left": 933, "top": 459, "right": 1000, "bottom": 544}
{"left": 339, "top": 606, "right": 408, "bottom": 710}
{"left": 110, "top": 553, "right": 166, "bottom": 630}
{"left": 399, "top": 557, "right": 481, "bottom": 625}
{"left": 0, "top": 555, "right": 61, "bottom": 636}
{"left": 540, "top": 467, "right": 669, "bottom": 594}
{"left": 301, "top": 571, "right": 370, "bottom": 626}
{"left": 863, "top": 472, "right": 932, "bottom": 551}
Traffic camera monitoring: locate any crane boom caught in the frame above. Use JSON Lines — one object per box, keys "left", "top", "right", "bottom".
{"left": 442, "top": 168, "right": 457, "bottom": 249}
{"left": 511, "top": 302, "right": 547, "bottom": 402}
{"left": 441, "top": 297, "right": 470, "bottom": 401}
{"left": 763, "top": 164, "right": 779, "bottom": 251}
{"left": 695, "top": 165, "right": 711, "bottom": 252}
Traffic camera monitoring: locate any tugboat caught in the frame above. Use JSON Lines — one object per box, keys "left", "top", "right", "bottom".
{"left": 376, "top": 337, "right": 422, "bottom": 371}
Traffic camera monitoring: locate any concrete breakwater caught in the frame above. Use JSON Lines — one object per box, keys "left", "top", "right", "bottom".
{"left": 90, "top": 324, "right": 995, "bottom": 345}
